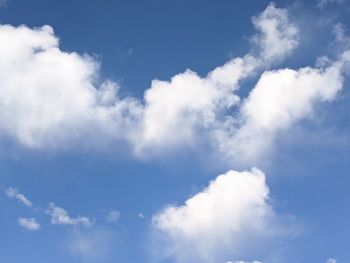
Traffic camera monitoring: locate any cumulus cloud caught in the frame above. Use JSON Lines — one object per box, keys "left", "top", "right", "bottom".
{"left": 4, "top": 187, "right": 32, "bottom": 207}
{"left": 152, "top": 168, "right": 293, "bottom": 263}
{"left": 17, "top": 217, "right": 40, "bottom": 231}
{"left": 0, "top": 4, "right": 347, "bottom": 165}
{"left": 216, "top": 54, "right": 349, "bottom": 162}
{"left": 0, "top": 4, "right": 297, "bottom": 156}
{"left": 45, "top": 203, "right": 92, "bottom": 227}
{"left": 134, "top": 3, "right": 298, "bottom": 155}
{"left": 0, "top": 24, "right": 142, "bottom": 149}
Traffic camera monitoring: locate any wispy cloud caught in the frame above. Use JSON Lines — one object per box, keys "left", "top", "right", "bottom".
{"left": 66, "top": 227, "right": 119, "bottom": 262}
{"left": 17, "top": 217, "right": 40, "bottom": 231}
{"left": 251, "top": 2, "right": 298, "bottom": 62}
{"left": 5, "top": 187, "right": 32, "bottom": 207}
{"left": 105, "top": 210, "right": 120, "bottom": 223}
{"left": 45, "top": 203, "right": 92, "bottom": 227}
{"left": 317, "top": 0, "right": 345, "bottom": 9}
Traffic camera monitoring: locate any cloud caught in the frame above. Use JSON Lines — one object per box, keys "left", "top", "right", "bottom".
{"left": 317, "top": 0, "right": 345, "bottom": 9}
{"left": 66, "top": 227, "right": 119, "bottom": 262}
{"left": 0, "top": 4, "right": 347, "bottom": 165}
{"left": 17, "top": 217, "right": 40, "bottom": 231}
{"left": 0, "top": 24, "right": 141, "bottom": 149}
{"left": 326, "top": 258, "right": 337, "bottom": 263}
{"left": 4, "top": 187, "right": 33, "bottom": 207}
{"left": 105, "top": 210, "right": 120, "bottom": 223}
{"left": 216, "top": 53, "right": 349, "bottom": 162}
{"left": 151, "top": 168, "right": 294, "bottom": 263}
{"left": 251, "top": 2, "right": 299, "bottom": 62}
{"left": 45, "top": 203, "right": 92, "bottom": 227}
{"left": 138, "top": 213, "right": 145, "bottom": 219}
{"left": 135, "top": 3, "right": 298, "bottom": 156}
{"left": 0, "top": 4, "right": 297, "bottom": 156}
{"left": 333, "top": 23, "right": 350, "bottom": 48}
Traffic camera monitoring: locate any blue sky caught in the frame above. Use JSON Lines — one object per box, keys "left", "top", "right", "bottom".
{"left": 0, "top": 0, "right": 349, "bottom": 262}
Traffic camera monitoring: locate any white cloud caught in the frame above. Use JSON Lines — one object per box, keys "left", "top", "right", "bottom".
{"left": 135, "top": 3, "right": 298, "bottom": 155}
{"left": 45, "top": 203, "right": 92, "bottom": 227}
{"left": 0, "top": 3, "right": 300, "bottom": 159}
{"left": 152, "top": 168, "right": 293, "bottom": 263}
{"left": 105, "top": 210, "right": 120, "bottom": 223}
{"left": 137, "top": 59, "right": 248, "bottom": 152}
{"left": 0, "top": 24, "right": 141, "bottom": 149}
{"left": 0, "top": 4, "right": 347, "bottom": 165}
{"left": 326, "top": 258, "right": 337, "bottom": 263}
{"left": 17, "top": 217, "right": 40, "bottom": 231}
{"left": 251, "top": 2, "right": 298, "bottom": 62}
{"left": 5, "top": 186, "right": 32, "bottom": 207}
{"left": 216, "top": 55, "right": 349, "bottom": 162}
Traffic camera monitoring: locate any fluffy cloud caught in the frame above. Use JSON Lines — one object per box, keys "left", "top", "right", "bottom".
{"left": 134, "top": 3, "right": 298, "bottom": 155}
{"left": 216, "top": 54, "right": 349, "bottom": 162}
{"left": 251, "top": 2, "right": 298, "bottom": 62}
{"left": 17, "top": 217, "right": 40, "bottom": 231}
{"left": 0, "top": 4, "right": 347, "bottom": 165}
{"left": 0, "top": 24, "right": 141, "bottom": 149}
{"left": 152, "top": 168, "right": 293, "bottom": 263}
{"left": 45, "top": 203, "right": 92, "bottom": 227}
{"left": 5, "top": 187, "right": 32, "bottom": 207}
{"left": 0, "top": 4, "right": 296, "bottom": 156}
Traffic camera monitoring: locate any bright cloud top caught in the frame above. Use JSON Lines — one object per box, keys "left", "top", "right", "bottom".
{"left": 152, "top": 168, "right": 292, "bottom": 263}
{"left": 5, "top": 187, "right": 33, "bottom": 207}
{"left": 317, "top": 0, "right": 345, "bottom": 8}
{"left": 45, "top": 203, "right": 92, "bottom": 227}
{"left": 0, "top": 24, "right": 142, "bottom": 149}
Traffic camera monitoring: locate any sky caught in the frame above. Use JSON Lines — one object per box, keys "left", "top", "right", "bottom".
{"left": 0, "top": 0, "right": 349, "bottom": 262}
